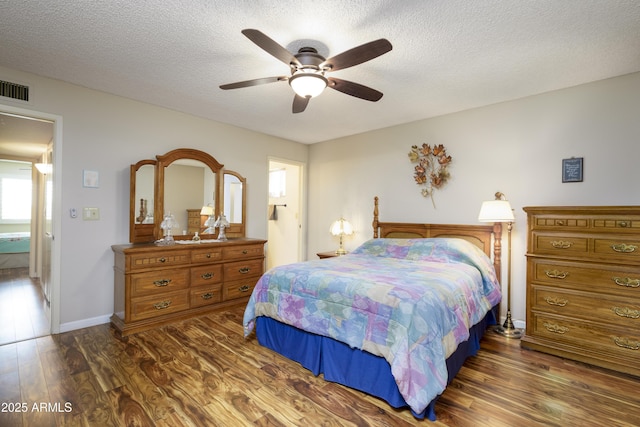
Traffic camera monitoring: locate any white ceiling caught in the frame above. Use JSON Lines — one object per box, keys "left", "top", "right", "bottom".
{"left": 1, "top": 1, "right": 640, "bottom": 145}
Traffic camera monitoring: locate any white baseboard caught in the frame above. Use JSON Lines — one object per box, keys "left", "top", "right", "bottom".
{"left": 59, "top": 314, "right": 111, "bottom": 333}
{"left": 513, "top": 319, "right": 526, "bottom": 329}
{"left": 497, "top": 316, "right": 526, "bottom": 330}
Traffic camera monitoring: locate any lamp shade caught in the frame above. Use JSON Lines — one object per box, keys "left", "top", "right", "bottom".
{"left": 478, "top": 200, "right": 515, "bottom": 223}
{"left": 330, "top": 218, "right": 354, "bottom": 236}
{"left": 200, "top": 205, "right": 214, "bottom": 216}
{"left": 289, "top": 73, "right": 328, "bottom": 98}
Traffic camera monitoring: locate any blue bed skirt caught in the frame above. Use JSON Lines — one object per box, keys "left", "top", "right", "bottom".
{"left": 255, "top": 306, "right": 497, "bottom": 421}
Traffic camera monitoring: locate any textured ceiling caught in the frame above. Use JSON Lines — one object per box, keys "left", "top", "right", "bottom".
{"left": 1, "top": 1, "right": 640, "bottom": 145}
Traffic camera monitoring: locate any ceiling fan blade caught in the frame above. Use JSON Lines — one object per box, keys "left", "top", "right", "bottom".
{"left": 220, "top": 76, "right": 287, "bottom": 90}
{"left": 322, "top": 39, "right": 392, "bottom": 71}
{"left": 292, "top": 95, "right": 310, "bottom": 113}
{"left": 241, "top": 29, "right": 300, "bottom": 67}
{"left": 328, "top": 77, "right": 383, "bottom": 101}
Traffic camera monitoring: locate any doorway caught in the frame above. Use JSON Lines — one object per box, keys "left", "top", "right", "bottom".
{"left": 267, "top": 158, "right": 304, "bottom": 269}
{"left": 0, "top": 108, "right": 56, "bottom": 344}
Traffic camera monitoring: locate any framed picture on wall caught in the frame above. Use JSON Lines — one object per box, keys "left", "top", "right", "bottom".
{"left": 562, "top": 157, "right": 583, "bottom": 183}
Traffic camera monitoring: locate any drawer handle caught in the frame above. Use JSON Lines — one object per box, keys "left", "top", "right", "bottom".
{"left": 613, "top": 277, "right": 640, "bottom": 288}
{"left": 242, "top": 249, "right": 248, "bottom": 254}
{"left": 618, "top": 221, "right": 630, "bottom": 228}
{"left": 550, "top": 240, "right": 572, "bottom": 249}
{"left": 159, "top": 257, "right": 167, "bottom": 263}
{"left": 201, "top": 292, "right": 214, "bottom": 300}
{"left": 201, "top": 272, "right": 214, "bottom": 280}
{"left": 611, "top": 243, "right": 637, "bottom": 253}
{"left": 612, "top": 307, "right": 640, "bottom": 319}
{"left": 206, "top": 253, "right": 211, "bottom": 258}
{"left": 545, "top": 270, "right": 568, "bottom": 279}
{"left": 238, "top": 285, "right": 250, "bottom": 292}
{"left": 544, "top": 296, "right": 568, "bottom": 307}
{"left": 153, "top": 300, "right": 171, "bottom": 310}
{"left": 239, "top": 267, "right": 251, "bottom": 274}
{"left": 555, "top": 220, "right": 565, "bottom": 226}
{"left": 613, "top": 337, "right": 640, "bottom": 350}
{"left": 543, "top": 322, "right": 569, "bottom": 334}
{"left": 153, "top": 279, "right": 171, "bottom": 287}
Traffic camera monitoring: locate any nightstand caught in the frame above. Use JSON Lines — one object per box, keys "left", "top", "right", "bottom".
{"left": 316, "top": 251, "right": 342, "bottom": 259}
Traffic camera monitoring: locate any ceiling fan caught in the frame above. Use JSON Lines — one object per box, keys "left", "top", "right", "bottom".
{"left": 219, "top": 29, "right": 393, "bottom": 113}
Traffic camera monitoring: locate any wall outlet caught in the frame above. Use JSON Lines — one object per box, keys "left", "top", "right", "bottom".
{"left": 82, "top": 207, "right": 100, "bottom": 220}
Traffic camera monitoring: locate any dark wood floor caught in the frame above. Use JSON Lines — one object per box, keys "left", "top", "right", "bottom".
{"left": 1, "top": 304, "right": 639, "bottom": 426}
{"left": 0, "top": 268, "right": 49, "bottom": 346}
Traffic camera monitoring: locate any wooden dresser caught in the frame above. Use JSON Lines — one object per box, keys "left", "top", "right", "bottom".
{"left": 521, "top": 206, "right": 640, "bottom": 376}
{"left": 111, "top": 238, "right": 266, "bottom": 337}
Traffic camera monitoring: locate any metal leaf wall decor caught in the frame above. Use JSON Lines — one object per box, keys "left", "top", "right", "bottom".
{"left": 408, "top": 143, "right": 452, "bottom": 208}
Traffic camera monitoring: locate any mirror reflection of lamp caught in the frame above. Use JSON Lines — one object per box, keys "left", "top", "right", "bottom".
{"left": 330, "top": 218, "right": 354, "bottom": 255}
{"left": 200, "top": 205, "right": 216, "bottom": 234}
{"left": 214, "top": 214, "right": 230, "bottom": 241}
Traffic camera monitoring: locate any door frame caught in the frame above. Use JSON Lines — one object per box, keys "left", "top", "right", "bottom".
{"left": 267, "top": 157, "right": 306, "bottom": 265}
{"left": 0, "top": 103, "right": 62, "bottom": 334}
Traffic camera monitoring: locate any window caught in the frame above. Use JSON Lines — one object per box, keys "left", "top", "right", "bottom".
{"left": 269, "top": 168, "right": 286, "bottom": 198}
{"left": 1, "top": 177, "right": 32, "bottom": 221}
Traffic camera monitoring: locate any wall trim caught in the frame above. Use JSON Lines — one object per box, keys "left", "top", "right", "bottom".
{"left": 59, "top": 314, "right": 111, "bottom": 333}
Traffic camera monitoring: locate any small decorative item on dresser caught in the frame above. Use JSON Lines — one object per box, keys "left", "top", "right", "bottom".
{"left": 330, "top": 218, "right": 354, "bottom": 255}
{"left": 214, "top": 214, "right": 230, "bottom": 241}
{"left": 478, "top": 191, "right": 522, "bottom": 339}
{"left": 158, "top": 212, "right": 178, "bottom": 245}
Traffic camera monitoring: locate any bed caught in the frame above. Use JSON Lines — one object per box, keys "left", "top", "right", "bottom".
{"left": 243, "top": 197, "right": 503, "bottom": 420}
{"left": 0, "top": 232, "right": 30, "bottom": 269}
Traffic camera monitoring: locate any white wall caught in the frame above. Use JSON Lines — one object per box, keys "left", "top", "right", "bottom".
{"left": 3, "top": 64, "right": 639, "bottom": 331}
{"left": 308, "top": 72, "right": 640, "bottom": 326}
{"left": 0, "top": 66, "right": 308, "bottom": 331}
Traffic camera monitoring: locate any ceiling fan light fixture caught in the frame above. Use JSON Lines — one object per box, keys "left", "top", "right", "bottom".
{"left": 289, "top": 72, "right": 328, "bottom": 98}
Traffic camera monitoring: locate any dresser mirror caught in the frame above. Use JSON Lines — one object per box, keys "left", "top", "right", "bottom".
{"left": 222, "top": 170, "right": 246, "bottom": 238}
{"left": 129, "top": 159, "right": 156, "bottom": 243}
{"left": 129, "top": 148, "right": 247, "bottom": 243}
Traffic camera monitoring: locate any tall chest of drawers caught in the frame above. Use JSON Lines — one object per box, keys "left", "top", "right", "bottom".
{"left": 186, "top": 209, "right": 205, "bottom": 234}
{"left": 521, "top": 206, "right": 640, "bottom": 376}
{"left": 111, "top": 238, "right": 266, "bottom": 337}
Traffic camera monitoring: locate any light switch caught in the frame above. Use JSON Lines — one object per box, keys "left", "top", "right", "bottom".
{"left": 82, "top": 207, "right": 100, "bottom": 220}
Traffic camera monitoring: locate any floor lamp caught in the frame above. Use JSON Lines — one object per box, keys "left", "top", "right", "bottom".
{"left": 478, "top": 192, "right": 522, "bottom": 339}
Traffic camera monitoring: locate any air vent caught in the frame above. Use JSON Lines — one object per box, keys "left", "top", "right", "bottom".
{"left": 0, "top": 80, "right": 30, "bottom": 102}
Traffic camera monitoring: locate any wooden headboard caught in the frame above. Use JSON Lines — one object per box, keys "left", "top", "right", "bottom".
{"left": 371, "top": 196, "right": 502, "bottom": 283}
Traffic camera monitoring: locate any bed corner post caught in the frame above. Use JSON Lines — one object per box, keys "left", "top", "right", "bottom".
{"left": 492, "top": 222, "right": 503, "bottom": 285}
{"left": 372, "top": 196, "right": 379, "bottom": 238}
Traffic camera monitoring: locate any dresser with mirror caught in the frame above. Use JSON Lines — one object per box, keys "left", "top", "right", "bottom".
{"left": 111, "top": 148, "right": 265, "bottom": 337}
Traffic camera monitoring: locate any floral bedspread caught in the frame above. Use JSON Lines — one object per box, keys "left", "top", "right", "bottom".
{"left": 243, "top": 238, "right": 501, "bottom": 414}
